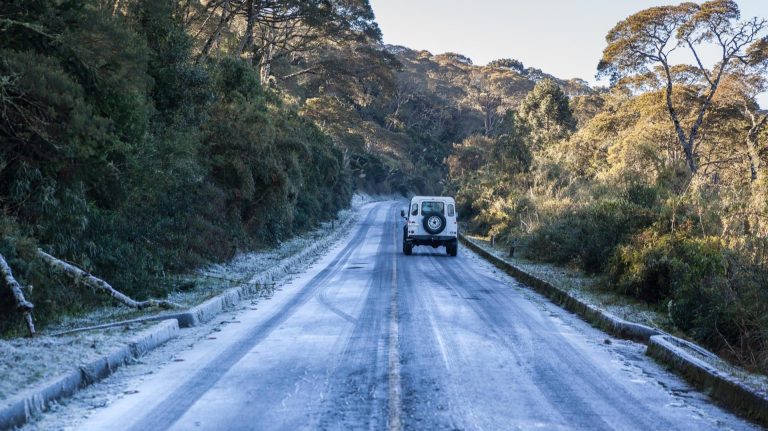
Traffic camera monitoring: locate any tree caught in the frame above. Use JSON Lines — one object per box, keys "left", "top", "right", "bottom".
{"left": 464, "top": 67, "right": 533, "bottom": 137}
{"left": 191, "top": 0, "right": 381, "bottom": 83}
{"left": 517, "top": 78, "right": 576, "bottom": 150}
{"left": 446, "top": 134, "right": 493, "bottom": 179}
{"left": 488, "top": 58, "right": 524, "bottom": 73}
{"left": 714, "top": 70, "right": 768, "bottom": 182}
{"left": 598, "top": 0, "right": 768, "bottom": 175}
{"left": 493, "top": 110, "right": 532, "bottom": 175}
{"left": 468, "top": 70, "right": 503, "bottom": 136}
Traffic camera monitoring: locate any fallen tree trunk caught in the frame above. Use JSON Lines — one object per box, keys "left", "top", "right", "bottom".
{"left": 37, "top": 249, "right": 181, "bottom": 310}
{"left": 0, "top": 253, "right": 36, "bottom": 336}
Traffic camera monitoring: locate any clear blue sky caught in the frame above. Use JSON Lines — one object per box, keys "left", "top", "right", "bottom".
{"left": 369, "top": 0, "right": 768, "bottom": 107}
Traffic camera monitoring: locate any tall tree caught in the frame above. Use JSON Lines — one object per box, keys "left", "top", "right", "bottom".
{"left": 191, "top": 0, "right": 381, "bottom": 83}
{"left": 517, "top": 78, "right": 575, "bottom": 150}
{"left": 598, "top": 0, "right": 767, "bottom": 174}
{"left": 714, "top": 68, "right": 768, "bottom": 182}
{"left": 468, "top": 70, "right": 503, "bottom": 136}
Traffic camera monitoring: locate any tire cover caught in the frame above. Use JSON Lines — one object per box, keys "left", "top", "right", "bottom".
{"left": 422, "top": 212, "right": 446, "bottom": 234}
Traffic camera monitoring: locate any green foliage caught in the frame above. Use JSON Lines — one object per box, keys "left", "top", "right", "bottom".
{"left": 517, "top": 79, "right": 576, "bottom": 150}
{"left": 0, "top": 0, "right": 352, "bottom": 334}
{"left": 522, "top": 198, "right": 655, "bottom": 273}
{"left": 487, "top": 58, "right": 524, "bottom": 72}
{"left": 131, "top": 0, "right": 211, "bottom": 127}
{"left": 609, "top": 232, "right": 768, "bottom": 371}
{"left": 609, "top": 233, "right": 725, "bottom": 303}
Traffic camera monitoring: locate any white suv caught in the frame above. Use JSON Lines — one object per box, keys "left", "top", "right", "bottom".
{"left": 401, "top": 196, "right": 458, "bottom": 256}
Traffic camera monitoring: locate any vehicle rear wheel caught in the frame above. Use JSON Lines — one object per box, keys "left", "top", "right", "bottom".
{"left": 447, "top": 240, "right": 458, "bottom": 256}
{"left": 402, "top": 225, "right": 412, "bottom": 255}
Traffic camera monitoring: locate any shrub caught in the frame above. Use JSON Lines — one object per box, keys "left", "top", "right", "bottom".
{"left": 522, "top": 198, "right": 654, "bottom": 273}
{"left": 608, "top": 233, "right": 768, "bottom": 372}
{"left": 609, "top": 233, "right": 726, "bottom": 303}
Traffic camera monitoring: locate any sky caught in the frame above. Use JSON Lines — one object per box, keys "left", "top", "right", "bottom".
{"left": 369, "top": 0, "right": 768, "bottom": 107}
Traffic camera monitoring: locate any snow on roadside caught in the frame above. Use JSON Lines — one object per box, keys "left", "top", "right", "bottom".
{"left": 0, "top": 194, "right": 379, "bottom": 404}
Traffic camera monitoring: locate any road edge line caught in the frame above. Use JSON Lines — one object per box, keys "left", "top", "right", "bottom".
{"left": 387, "top": 217, "right": 402, "bottom": 431}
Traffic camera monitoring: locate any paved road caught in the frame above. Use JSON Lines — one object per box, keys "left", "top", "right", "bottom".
{"left": 76, "top": 201, "right": 758, "bottom": 430}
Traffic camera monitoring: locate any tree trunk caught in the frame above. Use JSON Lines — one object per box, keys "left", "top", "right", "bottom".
{"left": 37, "top": 250, "right": 180, "bottom": 310}
{"left": 0, "top": 253, "right": 35, "bottom": 336}
{"left": 281, "top": 66, "right": 319, "bottom": 80}
{"left": 111, "top": 0, "right": 124, "bottom": 16}
{"left": 259, "top": 36, "right": 274, "bottom": 82}
{"left": 237, "top": 0, "right": 257, "bottom": 57}
{"left": 747, "top": 140, "right": 761, "bottom": 182}
{"left": 662, "top": 61, "right": 697, "bottom": 174}
{"left": 196, "top": 0, "right": 236, "bottom": 65}
{"left": 746, "top": 112, "right": 768, "bottom": 182}
{"left": 260, "top": 51, "right": 272, "bottom": 83}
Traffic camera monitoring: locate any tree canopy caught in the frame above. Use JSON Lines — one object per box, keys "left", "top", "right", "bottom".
{"left": 598, "top": 0, "right": 768, "bottom": 174}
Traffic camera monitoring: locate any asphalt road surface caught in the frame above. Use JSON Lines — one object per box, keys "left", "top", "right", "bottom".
{"left": 73, "top": 201, "right": 758, "bottom": 431}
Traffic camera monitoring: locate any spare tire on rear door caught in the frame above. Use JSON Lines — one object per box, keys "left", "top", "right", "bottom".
{"left": 422, "top": 212, "right": 446, "bottom": 235}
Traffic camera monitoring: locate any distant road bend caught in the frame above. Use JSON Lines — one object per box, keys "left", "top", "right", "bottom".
{"left": 78, "top": 201, "right": 757, "bottom": 431}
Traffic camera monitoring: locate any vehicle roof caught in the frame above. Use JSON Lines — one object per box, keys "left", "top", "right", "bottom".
{"left": 410, "top": 196, "right": 455, "bottom": 202}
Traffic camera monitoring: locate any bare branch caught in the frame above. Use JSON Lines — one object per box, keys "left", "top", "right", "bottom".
{"left": 0, "top": 253, "right": 35, "bottom": 336}
{"left": 37, "top": 249, "right": 181, "bottom": 310}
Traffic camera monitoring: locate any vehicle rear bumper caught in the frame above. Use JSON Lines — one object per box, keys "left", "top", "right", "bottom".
{"left": 406, "top": 235, "right": 457, "bottom": 245}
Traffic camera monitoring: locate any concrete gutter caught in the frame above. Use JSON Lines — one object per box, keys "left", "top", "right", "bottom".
{"left": 0, "top": 319, "right": 179, "bottom": 430}
{"left": 459, "top": 233, "right": 768, "bottom": 427}
{"left": 169, "top": 283, "right": 263, "bottom": 328}
{"left": 169, "top": 204, "right": 359, "bottom": 328}
{"left": 647, "top": 335, "right": 768, "bottom": 426}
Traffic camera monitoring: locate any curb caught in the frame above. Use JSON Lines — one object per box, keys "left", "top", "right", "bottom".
{"left": 0, "top": 319, "right": 179, "bottom": 430}
{"left": 170, "top": 204, "right": 362, "bottom": 328}
{"left": 647, "top": 335, "right": 768, "bottom": 427}
{"left": 169, "top": 284, "right": 262, "bottom": 328}
{"left": 459, "top": 234, "right": 768, "bottom": 427}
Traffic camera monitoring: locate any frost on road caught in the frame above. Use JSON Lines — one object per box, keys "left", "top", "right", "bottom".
{"left": 25, "top": 201, "right": 759, "bottom": 431}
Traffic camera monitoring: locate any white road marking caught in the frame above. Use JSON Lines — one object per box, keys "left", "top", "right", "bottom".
{"left": 388, "top": 218, "right": 402, "bottom": 431}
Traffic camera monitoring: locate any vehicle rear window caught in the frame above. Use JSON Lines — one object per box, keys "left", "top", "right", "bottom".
{"left": 421, "top": 201, "right": 444, "bottom": 214}
{"left": 411, "top": 203, "right": 418, "bottom": 215}
{"left": 447, "top": 204, "right": 455, "bottom": 217}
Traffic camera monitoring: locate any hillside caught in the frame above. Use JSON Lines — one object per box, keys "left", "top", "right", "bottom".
{"left": 270, "top": 40, "right": 597, "bottom": 195}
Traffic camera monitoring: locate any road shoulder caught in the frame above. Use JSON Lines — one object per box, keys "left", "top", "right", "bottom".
{"left": 0, "top": 195, "right": 382, "bottom": 430}
{"left": 459, "top": 233, "right": 768, "bottom": 427}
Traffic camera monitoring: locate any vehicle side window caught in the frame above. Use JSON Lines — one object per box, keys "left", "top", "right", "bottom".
{"left": 421, "top": 201, "right": 444, "bottom": 214}
{"left": 447, "top": 204, "right": 455, "bottom": 217}
{"left": 411, "top": 203, "right": 418, "bottom": 216}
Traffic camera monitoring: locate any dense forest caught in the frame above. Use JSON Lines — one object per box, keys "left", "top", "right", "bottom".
{"left": 0, "top": 0, "right": 364, "bottom": 333}
{"left": 1, "top": 0, "right": 768, "bottom": 374}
